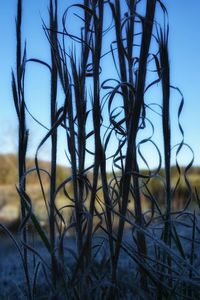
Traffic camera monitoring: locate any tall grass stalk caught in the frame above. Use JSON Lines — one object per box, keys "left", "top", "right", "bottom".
{"left": 12, "top": 0, "right": 31, "bottom": 298}
{"left": 111, "top": 0, "right": 157, "bottom": 290}
{"left": 48, "top": 5, "right": 88, "bottom": 287}
{"left": 158, "top": 19, "right": 173, "bottom": 291}
{"left": 48, "top": 0, "right": 59, "bottom": 287}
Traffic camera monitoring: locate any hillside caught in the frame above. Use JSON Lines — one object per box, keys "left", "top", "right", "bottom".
{"left": 0, "top": 153, "right": 200, "bottom": 229}
{"left": 0, "top": 153, "right": 70, "bottom": 186}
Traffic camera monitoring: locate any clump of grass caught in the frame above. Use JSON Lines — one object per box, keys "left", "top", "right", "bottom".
{"left": 1, "top": 0, "right": 200, "bottom": 299}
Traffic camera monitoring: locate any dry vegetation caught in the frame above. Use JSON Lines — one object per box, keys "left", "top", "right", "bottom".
{"left": 1, "top": 0, "right": 200, "bottom": 299}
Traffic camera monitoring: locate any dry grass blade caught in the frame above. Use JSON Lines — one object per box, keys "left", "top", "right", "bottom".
{"left": 12, "top": 0, "right": 31, "bottom": 298}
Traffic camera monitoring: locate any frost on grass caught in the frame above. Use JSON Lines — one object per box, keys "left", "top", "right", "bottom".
{"left": 1, "top": 215, "right": 200, "bottom": 299}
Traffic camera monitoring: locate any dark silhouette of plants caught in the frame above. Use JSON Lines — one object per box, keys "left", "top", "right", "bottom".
{"left": 0, "top": 0, "right": 199, "bottom": 299}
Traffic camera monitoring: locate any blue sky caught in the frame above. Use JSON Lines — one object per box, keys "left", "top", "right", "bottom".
{"left": 0, "top": 0, "right": 200, "bottom": 170}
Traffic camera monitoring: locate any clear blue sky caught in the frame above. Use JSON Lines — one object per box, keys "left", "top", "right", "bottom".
{"left": 0, "top": 0, "right": 200, "bottom": 170}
